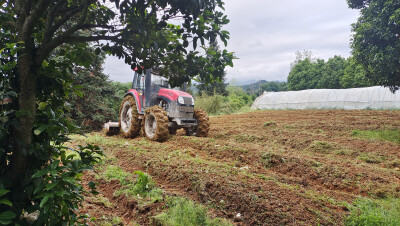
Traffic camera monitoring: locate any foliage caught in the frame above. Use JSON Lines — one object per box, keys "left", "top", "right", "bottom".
{"left": 260, "top": 81, "right": 288, "bottom": 93}
{"left": 287, "top": 52, "right": 371, "bottom": 91}
{"left": 348, "top": 0, "right": 400, "bottom": 92}
{"left": 241, "top": 80, "right": 287, "bottom": 96}
{"left": 0, "top": 189, "right": 14, "bottom": 225}
{"left": 1, "top": 0, "right": 233, "bottom": 225}
{"left": 196, "top": 42, "right": 229, "bottom": 96}
{"left": 287, "top": 58, "right": 325, "bottom": 90}
{"left": 67, "top": 48, "right": 119, "bottom": 131}
{"left": 195, "top": 86, "right": 254, "bottom": 115}
{"left": 155, "top": 197, "right": 232, "bottom": 226}
{"left": 341, "top": 57, "right": 372, "bottom": 88}
{"left": 29, "top": 144, "right": 103, "bottom": 225}
{"left": 318, "top": 56, "right": 347, "bottom": 89}
{"left": 345, "top": 198, "right": 400, "bottom": 226}
{"left": 352, "top": 129, "right": 400, "bottom": 144}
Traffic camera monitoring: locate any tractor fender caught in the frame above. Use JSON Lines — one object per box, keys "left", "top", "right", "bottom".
{"left": 157, "top": 95, "right": 173, "bottom": 105}
{"left": 125, "top": 90, "right": 142, "bottom": 113}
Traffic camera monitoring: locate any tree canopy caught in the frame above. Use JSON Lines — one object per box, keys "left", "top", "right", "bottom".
{"left": 287, "top": 52, "right": 371, "bottom": 91}
{"left": 347, "top": 0, "right": 400, "bottom": 92}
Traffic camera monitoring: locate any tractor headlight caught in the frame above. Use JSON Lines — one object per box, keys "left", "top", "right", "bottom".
{"left": 191, "top": 97, "right": 194, "bottom": 106}
{"left": 177, "top": 96, "right": 185, "bottom": 105}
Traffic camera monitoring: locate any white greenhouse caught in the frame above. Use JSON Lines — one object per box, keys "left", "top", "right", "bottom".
{"left": 251, "top": 86, "right": 400, "bottom": 110}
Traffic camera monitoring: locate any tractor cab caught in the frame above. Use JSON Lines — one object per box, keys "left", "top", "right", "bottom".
{"left": 131, "top": 69, "right": 171, "bottom": 112}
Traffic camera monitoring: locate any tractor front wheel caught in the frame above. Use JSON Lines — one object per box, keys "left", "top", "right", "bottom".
{"left": 144, "top": 106, "right": 169, "bottom": 142}
{"left": 185, "top": 109, "right": 210, "bottom": 137}
{"left": 119, "top": 95, "right": 141, "bottom": 138}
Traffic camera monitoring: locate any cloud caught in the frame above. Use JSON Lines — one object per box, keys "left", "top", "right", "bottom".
{"left": 104, "top": 0, "right": 360, "bottom": 83}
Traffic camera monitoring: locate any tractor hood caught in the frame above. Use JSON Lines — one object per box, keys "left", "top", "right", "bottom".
{"left": 158, "top": 88, "right": 193, "bottom": 101}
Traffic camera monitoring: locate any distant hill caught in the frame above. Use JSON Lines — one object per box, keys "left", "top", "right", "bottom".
{"left": 241, "top": 80, "right": 268, "bottom": 95}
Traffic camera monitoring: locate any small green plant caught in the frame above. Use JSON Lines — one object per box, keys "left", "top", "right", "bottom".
{"left": 154, "top": 197, "right": 232, "bottom": 226}
{"left": 352, "top": 129, "right": 400, "bottom": 144}
{"left": 307, "top": 141, "right": 334, "bottom": 153}
{"left": 102, "top": 166, "right": 131, "bottom": 185}
{"left": 345, "top": 197, "right": 400, "bottom": 226}
{"left": 263, "top": 121, "right": 277, "bottom": 127}
{"left": 114, "top": 171, "right": 164, "bottom": 203}
{"left": 260, "top": 152, "right": 285, "bottom": 168}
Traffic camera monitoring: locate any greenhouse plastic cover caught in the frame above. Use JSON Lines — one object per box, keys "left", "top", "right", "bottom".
{"left": 251, "top": 86, "right": 400, "bottom": 110}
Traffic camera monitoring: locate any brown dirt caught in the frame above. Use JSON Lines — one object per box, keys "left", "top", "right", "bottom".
{"left": 78, "top": 109, "right": 400, "bottom": 225}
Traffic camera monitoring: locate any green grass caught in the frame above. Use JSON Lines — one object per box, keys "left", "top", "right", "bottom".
{"left": 102, "top": 165, "right": 131, "bottom": 185}
{"left": 114, "top": 171, "right": 164, "bottom": 203}
{"left": 154, "top": 197, "right": 232, "bottom": 226}
{"left": 345, "top": 197, "right": 400, "bottom": 226}
{"left": 306, "top": 141, "right": 334, "bottom": 154}
{"left": 263, "top": 121, "right": 277, "bottom": 127}
{"left": 352, "top": 129, "right": 400, "bottom": 144}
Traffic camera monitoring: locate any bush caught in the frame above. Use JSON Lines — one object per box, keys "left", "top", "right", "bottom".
{"left": 194, "top": 86, "right": 254, "bottom": 115}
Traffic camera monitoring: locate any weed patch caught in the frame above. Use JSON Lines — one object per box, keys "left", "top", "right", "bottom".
{"left": 260, "top": 152, "right": 285, "bottom": 168}
{"left": 352, "top": 129, "right": 400, "bottom": 144}
{"left": 358, "top": 153, "right": 386, "bottom": 164}
{"left": 115, "top": 171, "right": 164, "bottom": 203}
{"left": 306, "top": 141, "right": 335, "bottom": 153}
{"left": 154, "top": 197, "right": 232, "bottom": 226}
{"left": 102, "top": 165, "right": 131, "bottom": 185}
{"left": 263, "top": 121, "right": 277, "bottom": 127}
{"left": 345, "top": 198, "right": 400, "bottom": 226}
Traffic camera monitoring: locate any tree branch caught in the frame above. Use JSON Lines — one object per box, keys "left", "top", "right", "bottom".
{"left": 21, "top": 0, "right": 51, "bottom": 40}
{"left": 36, "top": 33, "right": 122, "bottom": 65}
{"left": 42, "top": 2, "right": 84, "bottom": 45}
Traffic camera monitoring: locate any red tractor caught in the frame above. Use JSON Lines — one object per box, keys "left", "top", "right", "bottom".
{"left": 106, "top": 69, "right": 209, "bottom": 141}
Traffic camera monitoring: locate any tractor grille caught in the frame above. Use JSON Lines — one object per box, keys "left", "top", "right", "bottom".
{"left": 182, "top": 97, "right": 193, "bottom": 106}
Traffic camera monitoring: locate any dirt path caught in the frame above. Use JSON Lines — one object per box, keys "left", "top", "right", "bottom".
{"left": 77, "top": 110, "right": 400, "bottom": 225}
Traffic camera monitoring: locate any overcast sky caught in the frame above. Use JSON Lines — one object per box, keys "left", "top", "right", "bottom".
{"left": 103, "top": 0, "right": 360, "bottom": 83}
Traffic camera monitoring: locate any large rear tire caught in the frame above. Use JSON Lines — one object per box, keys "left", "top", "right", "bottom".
{"left": 144, "top": 106, "right": 169, "bottom": 142}
{"left": 185, "top": 109, "right": 210, "bottom": 137}
{"left": 119, "top": 95, "right": 141, "bottom": 138}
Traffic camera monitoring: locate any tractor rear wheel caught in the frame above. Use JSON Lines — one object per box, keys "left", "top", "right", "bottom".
{"left": 119, "top": 95, "right": 141, "bottom": 138}
{"left": 185, "top": 109, "right": 210, "bottom": 137}
{"left": 144, "top": 106, "right": 169, "bottom": 141}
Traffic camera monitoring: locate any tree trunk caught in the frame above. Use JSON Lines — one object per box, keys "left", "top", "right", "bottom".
{"left": 7, "top": 49, "right": 37, "bottom": 210}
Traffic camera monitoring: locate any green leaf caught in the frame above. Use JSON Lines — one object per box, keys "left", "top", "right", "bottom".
{"left": 0, "top": 189, "right": 10, "bottom": 197}
{"left": 73, "top": 89, "right": 84, "bottom": 98}
{"left": 34, "top": 124, "right": 49, "bottom": 135}
{"left": 32, "top": 169, "right": 48, "bottom": 178}
{"left": 42, "top": 60, "right": 49, "bottom": 67}
{"left": 0, "top": 211, "right": 16, "bottom": 220}
{"left": 0, "top": 219, "right": 12, "bottom": 225}
{"left": 45, "top": 182, "right": 59, "bottom": 191}
{"left": 39, "top": 195, "right": 51, "bottom": 208}
{"left": 94, "top": 48, "right": 101, "bottom": 55}
{"left": 0, "top": 199, "right": 12, "bottom": 207}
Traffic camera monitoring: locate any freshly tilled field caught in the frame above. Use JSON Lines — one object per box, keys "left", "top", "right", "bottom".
{"left": 77, "top": 110, "right": 400, "bottom": 225}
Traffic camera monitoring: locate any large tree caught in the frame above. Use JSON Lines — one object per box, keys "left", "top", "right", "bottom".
{"left": 0, "top": 0, "right": 233, "bottom": 223}
{"left": 348, "top": 0, "right": 400, "bottom": 92}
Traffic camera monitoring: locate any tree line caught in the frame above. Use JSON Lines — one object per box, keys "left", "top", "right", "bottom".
{"left": 287, "top": 52, "right": 371, "bottom": 91}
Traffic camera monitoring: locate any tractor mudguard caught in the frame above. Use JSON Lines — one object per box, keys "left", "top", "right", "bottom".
{"left": 125, "top": 89, "right": 142, "bottom": 113}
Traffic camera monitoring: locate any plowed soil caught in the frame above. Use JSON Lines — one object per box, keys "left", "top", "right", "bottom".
{"left": 77, "top": 110, "right": 400, "bottom": 225}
